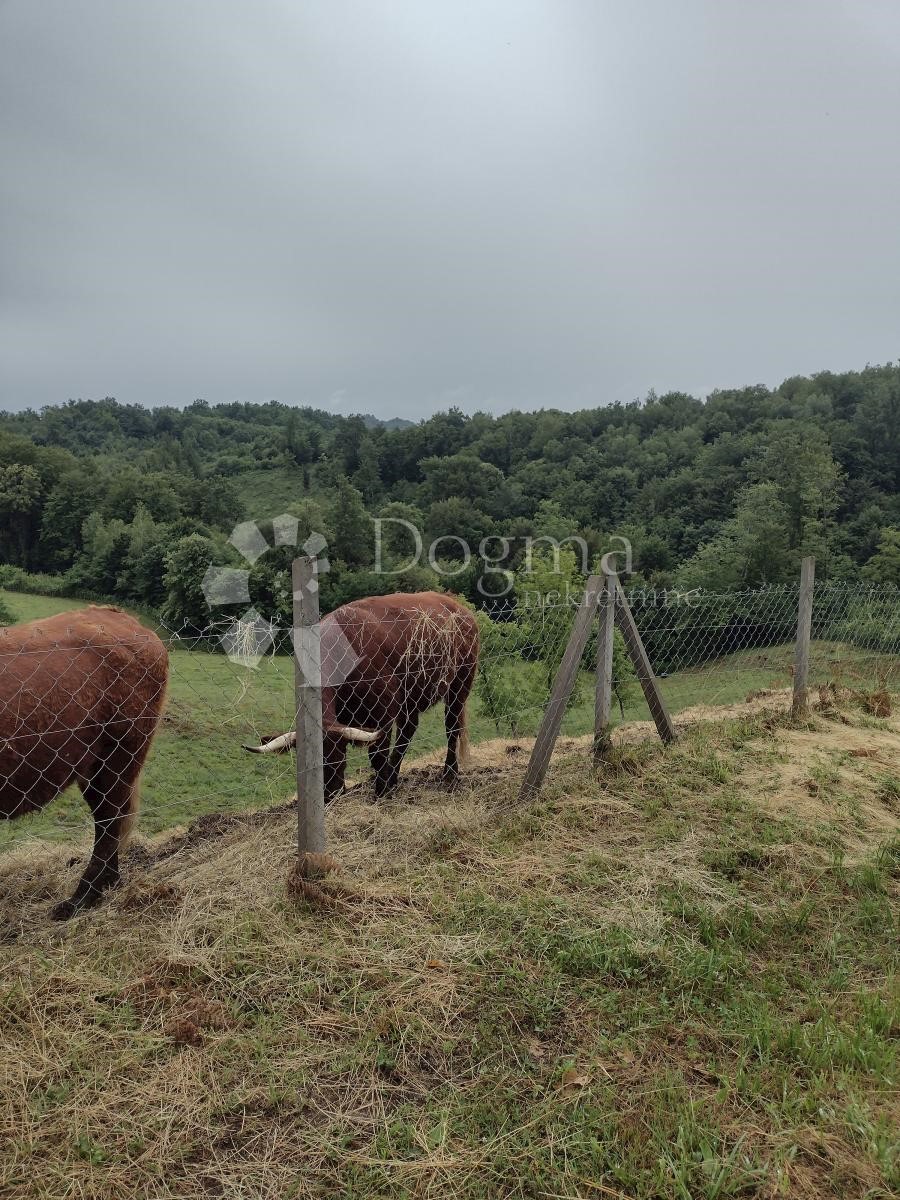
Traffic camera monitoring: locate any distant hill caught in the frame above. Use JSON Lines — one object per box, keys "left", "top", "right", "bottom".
{"left": 358, "top": 414, "right": 415, "bottom": 431}
{"left": 0, "top": 365, "right": 898, "bottom": 624}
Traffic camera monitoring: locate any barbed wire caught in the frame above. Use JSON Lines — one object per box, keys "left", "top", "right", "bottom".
{"left": 1, "top": 580, "right": 898, "bottom": 916}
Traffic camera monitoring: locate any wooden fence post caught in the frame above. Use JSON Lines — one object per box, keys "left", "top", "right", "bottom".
{"left": 593, "top": 572, "right": 616, "bottom": 762}
{"left": 293, "top": 556, "right": 326, "bottom": 858}
{"left": 614, "top": 579, "right": 677, "bottom": 745}
{"left": 519, "top": 574, "right": 603, "bottom": 802}
{"left": 791, "top": 556, "right": 816, "bottom": 720}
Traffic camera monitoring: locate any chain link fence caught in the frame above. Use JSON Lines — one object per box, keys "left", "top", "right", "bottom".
{"left": 612, "top": 580, "right": 899, "bottom": 720}
{"left": 1, "top": 576, "right": 898, "bottom": 915}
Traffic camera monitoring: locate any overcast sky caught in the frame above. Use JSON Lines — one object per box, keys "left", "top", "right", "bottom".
{"left": 2, "top": 1, "right": 899, "bottom": 418}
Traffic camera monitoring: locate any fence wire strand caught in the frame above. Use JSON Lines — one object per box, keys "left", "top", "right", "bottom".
{"left": 1, "top": 580, "right": 898, "bottom": 912}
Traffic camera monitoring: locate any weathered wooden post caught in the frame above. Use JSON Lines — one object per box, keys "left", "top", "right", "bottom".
{"left": 292, "top": 555, "right": 326, "bottom": 859}
{"left": 593, "top": 572, "right": 617, "bottom": 762}
{"left": 614, "top": 579, "right": 677, "bottom": 745}
{"left": 519, "top": 574, "right": 603, "bottom": 802}
{"left": 791, "top": 556, "right": 816, "bottom": 720}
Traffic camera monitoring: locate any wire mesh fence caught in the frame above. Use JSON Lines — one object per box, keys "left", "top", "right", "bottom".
{"left": 614, "top": 580, "right": 899, "bottom": 719}
{"left": 1, "top": 574, "right": 898, "bottom": 915}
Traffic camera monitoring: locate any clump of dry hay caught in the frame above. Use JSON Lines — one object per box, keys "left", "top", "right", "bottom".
{"left": 285, "top": 850, "right": 348, "bottom": 906}
{"left": 811, "top": 679, "right": 894, "bottom": 721}
{"left": 400, "top": 608, "right": 467, "bottom": 695}
{"left": 860, "top": 686, "right": 892, "bottom": 718}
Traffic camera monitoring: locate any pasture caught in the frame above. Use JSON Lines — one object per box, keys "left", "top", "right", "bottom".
{"left": 1, "top": 589, "right": 896, "bottom": 848}
{"left": 1, "top": 696, "right": 898, "bottom": 1198}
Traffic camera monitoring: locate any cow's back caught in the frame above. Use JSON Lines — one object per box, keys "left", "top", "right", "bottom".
{"left": 0, "top": 607, "right": 168, "bottom": 815}
{"left": 327, "top": 592, "right": 478, "bottom": 725}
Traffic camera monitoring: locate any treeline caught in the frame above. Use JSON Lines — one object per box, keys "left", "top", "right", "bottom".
{"left": 1, "top": 364, "right": 899, "bottom": 629}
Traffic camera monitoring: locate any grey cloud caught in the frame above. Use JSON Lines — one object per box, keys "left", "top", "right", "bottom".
{"left": 2, "top": 0, "right": 899, "bottom": 416}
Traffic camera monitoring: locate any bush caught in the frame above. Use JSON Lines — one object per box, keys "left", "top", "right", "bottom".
{"left": 0, "top": 565, "right": 71, "bottom": 597}
{"left": 628, "top": 586, "right": 798, "bottom": 672}
{"left": 814, "top": 585, "right": 900, "bottom": 653}
{"left": 475, "top": 612, "right": 548, "bottom": 735}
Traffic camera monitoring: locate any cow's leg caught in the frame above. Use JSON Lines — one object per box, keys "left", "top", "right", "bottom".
{"left": 442, "top": 667, "right": 475, "bottom": 788}
{"left": 367, "top": 727, "right": 393, "bottom": 798}
{"left": 53, "top": 764, "right": 138, "bottom": 920}
{"left": 377, "top": 710, "right": 419, "bottom": 796}
{"left": 323, "top": 735, "right": 349, "bottom": 801}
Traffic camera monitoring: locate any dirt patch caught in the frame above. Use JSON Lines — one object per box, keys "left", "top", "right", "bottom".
{"left": 410, "top": 689, "right": 795, "bottom": 774}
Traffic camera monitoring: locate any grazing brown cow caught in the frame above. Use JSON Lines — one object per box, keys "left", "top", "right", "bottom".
{"left": 245, "top": 592, "right": 479, "bottom": 798}
{"left": 0, "top": 607, "right": 168, "bottom": 919}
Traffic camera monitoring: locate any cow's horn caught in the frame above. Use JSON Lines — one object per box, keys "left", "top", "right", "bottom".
{"left": 331, "top": 725, "right": 379, "bottom": 744}
{"left": 243, "top": 731, "right": 297, "bottom": 754}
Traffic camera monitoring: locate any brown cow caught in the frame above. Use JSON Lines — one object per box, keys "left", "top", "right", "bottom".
{"left": 0, "top": 607, "right": 168, "bottom": 918}
{"left": 245, "top": 592, "right": 479, "bottom": 798}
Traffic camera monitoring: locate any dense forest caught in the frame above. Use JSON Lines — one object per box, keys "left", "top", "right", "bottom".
{"left": 0, "top": 363, "right": 898, "bottom": 632}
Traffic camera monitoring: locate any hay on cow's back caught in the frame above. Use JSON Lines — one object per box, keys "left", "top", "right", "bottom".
{"left": 399, "top": 608, "right": 468, "bottom": 696}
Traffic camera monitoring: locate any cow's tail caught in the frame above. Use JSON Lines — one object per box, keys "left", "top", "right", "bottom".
{"left": 122, "top": 661, "right": 168, "bottom": 847}
{"left": 458, "top": 700, "right": 471, "bottom": 765}
{"left": 121, "top": 782, "right": 141, "bottom": 845}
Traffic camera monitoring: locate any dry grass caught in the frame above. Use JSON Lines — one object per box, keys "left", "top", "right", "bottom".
{"left": 1, "top": 695, "right": 898, "bottom": 1199}
{"left": 400, "top": 608, "right": 470, "bottom": 696}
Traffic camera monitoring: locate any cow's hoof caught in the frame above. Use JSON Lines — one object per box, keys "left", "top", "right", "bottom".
{"left": 52, "top": 874, "right": 119, "bottom": 920}
{"left": 440, "top": 771, "right": 461, "bottom": 791}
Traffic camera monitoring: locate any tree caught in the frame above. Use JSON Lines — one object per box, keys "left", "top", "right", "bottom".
{"left": 862, "top": 528, "right": 900, "bottom": 586}
{"left": 162, "top": 534, "right": 220, "bottom": 631}
{"left": 853, "top": 372, "right": 900, "bottom": 491}
{"left": 350, "top": 436, "right": 381, "bottom": 506}
{"left": 330, "top": 481, "right": 371, "bottom": 568}
{"left": 285, "top": 412, "right": 322, "bottom": 487}
{"left": 115, "top": 505, "right": 170, "bottom": 605}
{"left": 374, "top": 501, "right": 425, "bottom": 567}
{"left": 331, "top": 415, "right": 369, "bottom": 475}
{"left": 69, "top": 512, "right": 131, "bottom": 595}
{"left": 677, "top": 482, "right": 793, "bottom": 591}
{"left": 759, "top": 422, "right": 844, "bottom": 560}
{"left": 426, "top": 498, "right": 493, "bottom": 560}
{"left": 102, "top": 468, "right": 181, "bottom": 524}
{"left": 0, "top": 463, "right": 43, "bottom": 567}
{"left": 353, "top": 439, "right": 383, "bottom": 506}
{"left": 531, "top": 499, "right": 582, "bottom": 544}
{"left": 2, "top": 361, "right": 900, "bottom": 613}
{"left": 182, "top": 475, "right": 241, "bottom": 530}
{"left": 474, "top": 612, "right": 546, "bottom": 735}
{"left": 37, "top": 469, "right": 101, "bottom": 570}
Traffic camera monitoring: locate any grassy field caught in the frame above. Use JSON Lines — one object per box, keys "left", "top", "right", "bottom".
{"left": 231, "top": 465, "right": 309, "bottom": 518}
{"left": 1, "top": 698, "right": 898, "bottom": 1198}
{"left": 2, "top": 589, "right": 897, "bottom": 849}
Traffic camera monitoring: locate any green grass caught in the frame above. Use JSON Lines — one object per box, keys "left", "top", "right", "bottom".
{"left": 2, "top": 590, "right": 897, "bottom": 848}
{"left": 1, "top": 710, "right": 898, "bottom": 1198}
{"left": 0, "top": 591, "right": 104, "bottom": 622}
{"left": 230, "top": 465, "right": 309, "bottom": 518}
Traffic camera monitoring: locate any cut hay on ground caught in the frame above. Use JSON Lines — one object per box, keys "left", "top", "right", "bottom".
{"left": 1, "top": 694, "right": 898, "bottom": 1199}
